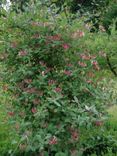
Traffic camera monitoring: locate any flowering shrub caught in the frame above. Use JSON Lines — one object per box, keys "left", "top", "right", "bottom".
{"left": 2, "top": 5, "right": 115, "bottom": 156}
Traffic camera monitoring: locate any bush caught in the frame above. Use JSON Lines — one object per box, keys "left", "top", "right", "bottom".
{"left": 103, "top": 3, "right": 117, "bottom": 34}
{"left": 1, "top": 3, "right": 116, "bottom": 155}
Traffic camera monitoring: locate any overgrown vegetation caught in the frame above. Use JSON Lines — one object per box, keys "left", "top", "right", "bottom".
{"left": 0, "top": 1, "right": 117, "bottom": 156}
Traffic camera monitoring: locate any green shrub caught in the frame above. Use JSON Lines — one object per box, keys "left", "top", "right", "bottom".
{"left": 102, "top": 2, "right": 117, "bottom": 32}
{"left": 1, "top": 3, "right": 116, "bottom": 156}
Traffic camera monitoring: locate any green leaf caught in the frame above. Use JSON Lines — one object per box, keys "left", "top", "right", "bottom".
{"left": 55, "top": 152, "right": 67, "bottom": 156}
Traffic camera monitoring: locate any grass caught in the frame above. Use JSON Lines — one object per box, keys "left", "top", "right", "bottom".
{"left": 107, "top": 105, "right": 117, "bottom": 135}
{"left": 108, "top": 106, "right": 117, "bottom": 124}
{"left": 0, "top": 70, "right": 18, "bottom": 155}
{"left": 99, "top": 105, "right": 117, "bottom": 156}
{"left": 0, "top": 86, "right": 15, "bottom": 155}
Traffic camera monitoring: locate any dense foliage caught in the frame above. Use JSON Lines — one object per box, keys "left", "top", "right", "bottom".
{"left": 1, "top": 0, "right": 117, "bottom": 33}
{"left": 0, "top": 2, "right": 116, "bottom": 155}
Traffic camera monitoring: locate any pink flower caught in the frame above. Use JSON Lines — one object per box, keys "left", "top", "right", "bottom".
{"left": 15, "top": 123, "right": 20, "bottom": 130}
{"left": 64, "top": 70, "right": 72, "bottom": 76}
{"left": 48, "top": 79, "right": 56, "bottom": 85}
{"left": 71, "top": 30, "right": 85, "bottom": 39}
{"left": 94, "top": 65, "right": 100, "bottom": 71}
{"left": 31, "top": 108, "right": 37, "bottom": 113}
{"left": 80, "top": 54, "right": 90, "bottom": 60}
{"left": 31, "top": 22, "right": 39, "bottom": 26}
{"left": 19, "top": 112, "right": 25, "bottom": 117}
{"left": 8, "top": 112, "right": 14, "bottom": 116}
{"left": 48, "top": 34, "right": 61, "bottom": 41}
{"left": 18, "top": 50, "right": 27, "bottom": 56}
{"left": 49, "top": 136, "right": 58, "bottom": 145}
{"left": 90, "top": 55, "right": 96, "bottom": 59}
{"left": 92, "top": 61, "right": 100, "bottom": 71}
{"left": 33, "top": 99, "right": 40, "bottom": 105}
{"left": 78, "top": 61, "right": 87, "bottom": 67}
{"left": 62, "top": 43, "right": 70, "bottom": 50}
{"left": 87, "top": 72, "right": 95, "bottom": 78}
{"left": 92, "top": 60, "right": 98, "bottom": 66}
{"left": 53, "top": 34, "right": 61, "bottom": 40}
{"left": 69, "top": 129, "right": 79, "bottom": 141}
{"left": 86, "top": 80, "right": 92, "bottom": 84}
{"left": 24, "top": 87, "right": 37, "bottom": 94}
{"left": 78, "top": 31, "right": 85, "bottom": 37}
{"left": 24, "top": 79, "right": 32, "bottom": 84}
{"left": 71, "top": 131, "right": 79, "bottom": 140}
{"left": 66, "top": 63, "right": 73, "bottom": 67}
{"left": 94, "top": 121, "right": 103, "bottom": 127}
{"left": 24, "top": 88, "right": 44, "bottom": 96}
{"left": 54, "top": 87, "right": 62, "bottom": 93}
{"left": 3, "top": 85, "right": 8, "bottom": 91}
